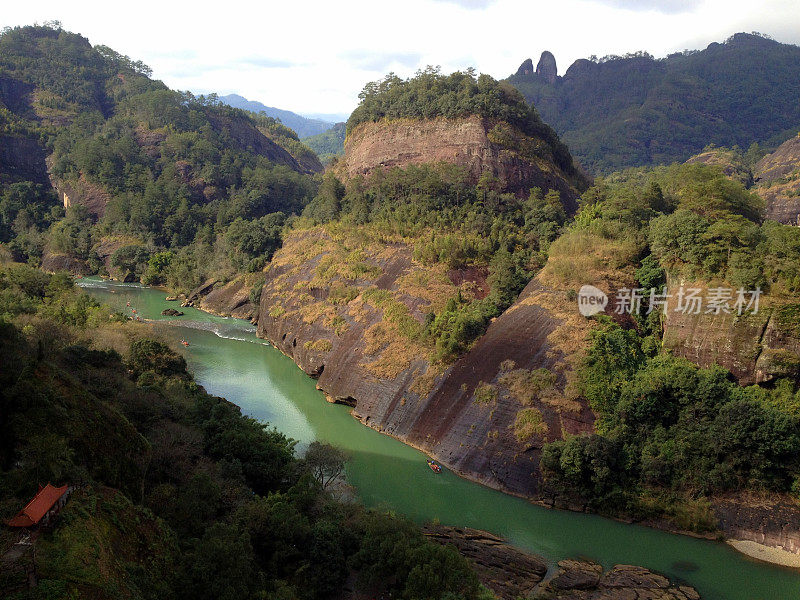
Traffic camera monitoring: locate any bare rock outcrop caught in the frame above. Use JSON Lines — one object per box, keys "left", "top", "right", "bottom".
{"left": 534, "top": 561, "right": 700, "bottom": 600}
{"left": 754, "top": 133, "right": 800, "bottom": 225}
{"left": 714, "top": 492, "right": 800, "bottom": 555}
{"left": 196, "top": 277, "right": 257, "bottom": 320}
{"left": 52, "top": 175, "right": 111, "bottom": 218}
{"left": 422, "top": 525, "right": 700, "bottom": 600}
{"left": 662, "top": 286, "right": 800, "bottom": 385}
{"left": 536, "top": 51, "right": 558, "bottom": 84}
{"left": 0, "top": 135, "right": 49, "bottom": 185}
{"left": 334, "top": 116, "right": 585, "bottom": 208}
{"left": 516, "top": 58, "right": 534, "bottom": 77}
{"left": 422, "top": 525, "right": 547, "bottom": 599}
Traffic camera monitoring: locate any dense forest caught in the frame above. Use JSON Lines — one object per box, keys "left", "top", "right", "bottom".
{"left": 533, "top": 162, "right": 800, "bottom": 527}
{"left": 0, "top": 265, "right": 488, "bottom": 599}
{"left": 303, "top": 122, "right": 345, "bottom": 164}
{"left": 508, "top": 33, "right": 800, "bottom": 173}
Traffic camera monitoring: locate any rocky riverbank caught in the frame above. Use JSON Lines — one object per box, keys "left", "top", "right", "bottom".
{"left": 422, "top": 525, "right": 701, "bottom": 600}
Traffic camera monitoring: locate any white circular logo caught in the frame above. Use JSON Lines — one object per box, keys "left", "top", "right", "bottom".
{"left": 577, "top": 285, "right": 608, "bottom": 317}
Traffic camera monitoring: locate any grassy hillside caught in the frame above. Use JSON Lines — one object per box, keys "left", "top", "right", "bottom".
{"left": 508, "top": 33, "right": 800, "bottom": 174}
{"left": 300, "top": 162, "right": 568, "bottom": 362}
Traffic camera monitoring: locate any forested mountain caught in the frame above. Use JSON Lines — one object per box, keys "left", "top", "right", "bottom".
{"left": 219, "top": 93, "right": 334, "bottom": 138}
{"left": 303, "top": 122, "right": 345, "bottom": 164}
{"left": 508, "top": 33, "right": 800, "bottom": 174}
{"left": 0, "top": 24, "right": 321, "bottom": 293}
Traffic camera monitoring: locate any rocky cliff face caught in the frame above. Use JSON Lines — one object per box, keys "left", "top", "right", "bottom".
{"left": 714, "top": 493, "right": 800, "bottom": 556}
{"left": 186, "top": 276, "right": 257, "bottom": 320}
{"left": 0, "top": 135, "right": 49, "bottom": 184}
{"left": 755, "top": 134, "right": 800, "bottom": 225}
{"left": 334, "top": 116, "right": 585, "bottom": 208}
{"left": 51, "top": 174, "right": 111, "bottom": 218}
{"left": 662, "top": 285, "right": 800, "bottom": 385}
{"left": 256, "top": 226, "right": 595, "bottom": 498}
{"left": 516, "top": 58, "right": 534, "bottom": 77}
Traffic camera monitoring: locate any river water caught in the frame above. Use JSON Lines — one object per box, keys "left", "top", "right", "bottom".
{"left": 79, "top": 277, "right": 800, "bottom": 600}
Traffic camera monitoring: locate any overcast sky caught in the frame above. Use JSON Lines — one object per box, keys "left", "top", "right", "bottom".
{"left": 3, "top": 0, "right": 799, "bottom": 120}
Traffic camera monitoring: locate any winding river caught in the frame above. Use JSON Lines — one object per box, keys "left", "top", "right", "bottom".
{"left": 79, "top": 277, "right": 800, "bottom": 600}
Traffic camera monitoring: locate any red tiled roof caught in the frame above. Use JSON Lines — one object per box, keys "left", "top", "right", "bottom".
{"left": 6, "top": 484, "right": 69, "bottom": 528}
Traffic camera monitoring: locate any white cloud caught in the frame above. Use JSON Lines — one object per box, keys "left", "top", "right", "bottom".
{"left": 590, "top": 0, "right": 702, "bottom": 13}
{"left": 1, "top": 0, "right": 798, "bottom": 117}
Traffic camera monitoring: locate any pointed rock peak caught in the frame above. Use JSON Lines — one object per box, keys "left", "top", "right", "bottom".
{"left": 536, "top": 51, "right": 558, "bottom": 84}
{"left": 516, "top": 58, "right": 534, "bottom": 76}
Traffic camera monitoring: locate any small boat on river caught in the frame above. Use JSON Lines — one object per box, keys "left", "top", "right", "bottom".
{"left": 427, "top": 459, "right": 442, "bottom": 473}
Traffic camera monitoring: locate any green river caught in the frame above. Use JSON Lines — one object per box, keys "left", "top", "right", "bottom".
{"left": 79, "top": 277, "right": 800, "bottom": 600}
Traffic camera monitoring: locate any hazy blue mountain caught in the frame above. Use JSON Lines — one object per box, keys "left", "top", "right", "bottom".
{"left": 302, "top": 111, "right": 351, "bottom": 123}
{"left": 219, "top": 93, "right": 334, "bottom": 138}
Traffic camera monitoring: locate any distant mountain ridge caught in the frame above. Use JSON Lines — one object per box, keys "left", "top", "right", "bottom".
{"left": 508, "top": 32, "right": 800, "bottom": 174}
{"left": 219, "top": 93, "right": 334, "bottom": 138}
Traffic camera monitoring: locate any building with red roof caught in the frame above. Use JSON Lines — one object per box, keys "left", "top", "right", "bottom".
{"left": 6, "top": 484, "right": 72, "bottom": 528}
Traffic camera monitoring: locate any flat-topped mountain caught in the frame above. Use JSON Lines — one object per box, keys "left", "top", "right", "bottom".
{"left": 336, "top": 68, "right": 590, "bottom": 206}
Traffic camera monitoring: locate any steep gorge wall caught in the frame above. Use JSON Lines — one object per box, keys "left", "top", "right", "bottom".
{"left": 662, "top": 286, "right": 800, "bottom": 385}
{"left": 256, "top": 227, "right": 594, "bottom": 498}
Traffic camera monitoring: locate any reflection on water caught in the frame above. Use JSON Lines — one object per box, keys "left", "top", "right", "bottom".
{"left": 673, "top": 561, "right": 701, "bottom": 573}
{"left": 80, "top": 277, "right": 800, "bottom": 600}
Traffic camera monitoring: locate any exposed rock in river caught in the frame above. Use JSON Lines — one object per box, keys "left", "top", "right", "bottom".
{"left": 422, "top": 525, "right": 701, "bottom": 600}
{"left": 184, "top": 276, "right": 258, "bottom": 320}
